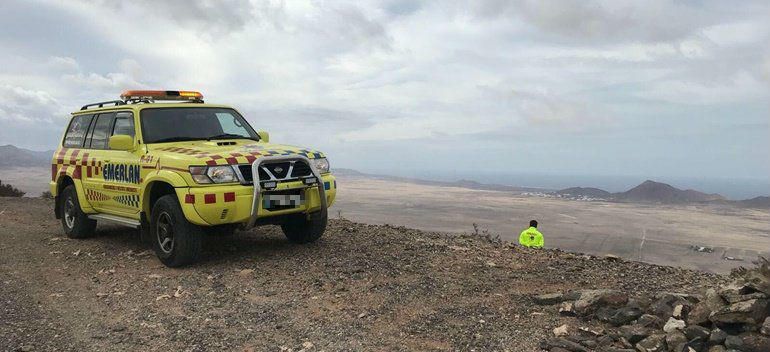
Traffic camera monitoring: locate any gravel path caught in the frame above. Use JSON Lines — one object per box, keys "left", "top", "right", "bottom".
{"left": 0, "top": 197, "right": 724, "bottom": 351}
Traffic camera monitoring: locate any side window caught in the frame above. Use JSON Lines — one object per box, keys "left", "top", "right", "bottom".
{"left": 88, "top": 113, "right": 115, "bottom": 149}
{"left": 63, "top": 115, "right": 93, "bottom": 148}
{"left": 112, "top": 112, "right": 135, "bottom": 138}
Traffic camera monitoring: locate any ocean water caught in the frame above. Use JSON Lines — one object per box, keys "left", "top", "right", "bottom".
{"left": 361, "top": 169, "right": 770, "bottom": 200}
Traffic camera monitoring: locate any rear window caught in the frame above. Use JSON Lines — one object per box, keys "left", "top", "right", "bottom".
{"left": 63, "top": 114, "right": 93, "bottom": 148}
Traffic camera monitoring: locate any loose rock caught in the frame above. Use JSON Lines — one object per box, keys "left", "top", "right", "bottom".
{"left": 635, "top": 334, "right": 666, "bottom": 352}
{"left": 535, "top": 293, "right": 565, "bottom": 305}
{"left": 710, "top": 299, "right": 768, "bottom": 325}
{"left": 662, "top": 317, "right": 685, "bottom": 333}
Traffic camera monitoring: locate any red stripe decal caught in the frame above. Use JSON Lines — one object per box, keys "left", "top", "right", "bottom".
{"left": 69, "top": 149, "right": 80, "bottom": 164}
{"left": 57, "top": 148, "right": 68, "bottom": 160}
{"left": 185, "top": 194, "right": 195, "bottom": 204}
{"left": 225, "top": 157, "right": 238, "bottom": 165}
{"left": 51, "top": 164, "right": 57, "bottom": 181}
{"left": 72, "top": 165, "right": 82, "bottom": 179}
{"left": 205, "top": 160, "right": 218, "bottom": 166}
{"left": 204, "top": 194, "right": 216, "bottom": 204}
{"left": 224, "top": 192, "right": 235, "bottom": 202}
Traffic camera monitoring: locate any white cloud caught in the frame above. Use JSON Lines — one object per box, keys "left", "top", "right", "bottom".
{"left": 477, "top": 0, "right": 714, "bottom": 43}
{"left": 1, "top": 0, "right": 769, "bottom": 179}
{"left": 702, "top": 21, "right": 769, "bottom": 46}
{"left": 0, "top": 84, "right": 64, "bottom": 122}
{"left": 762, "top": 56, "right": 770, "bottom": 84}
{"left": 46, "top": 56, "right": 80, "bottom": 72}
{"left": 636, "top": 71, "right": 768, "bottom": 105}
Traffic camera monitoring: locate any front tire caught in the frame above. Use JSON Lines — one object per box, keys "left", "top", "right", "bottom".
{"left": 281, "top": 212, "right": 327, "bottom": 244}
{"left": 151, "top": 195, "right": 203, "bottom": 267}
{"left": 60, "top": 185, "right": 96, "bottom": 238}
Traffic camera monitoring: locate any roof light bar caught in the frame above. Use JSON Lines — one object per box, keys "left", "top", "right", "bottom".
{"left": 120, "top": 90, "right": 203, "bottom": 101}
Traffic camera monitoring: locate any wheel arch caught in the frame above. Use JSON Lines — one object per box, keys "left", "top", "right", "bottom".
{"left": 54, "top": 175, "right": 93, "bottom": 218}
{"left": 142, "top": 180, "right": 177, "bottom": 217}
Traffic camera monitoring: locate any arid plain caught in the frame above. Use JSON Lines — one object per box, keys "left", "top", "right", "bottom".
{"left": 333, "top": 175, "right": 770, "bottom": 273}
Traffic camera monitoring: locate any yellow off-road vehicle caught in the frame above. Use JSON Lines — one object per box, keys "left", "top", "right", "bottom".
{"left": 50, "top": 90, "right": 336, "bottom": 267}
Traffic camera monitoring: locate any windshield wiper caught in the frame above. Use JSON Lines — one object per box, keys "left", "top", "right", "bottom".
{"left": 206, "top": 133, "right": 258, "bottom": 141}
{"left": 152, "top": 136, "right": 202, "bottom": 143}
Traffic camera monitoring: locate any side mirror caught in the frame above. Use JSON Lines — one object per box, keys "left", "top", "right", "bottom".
{"left": 257, "top": 130, "right": 270, "bottom": 143}
{"left": 109, "top": 135, "right": 134, "bottom": 151}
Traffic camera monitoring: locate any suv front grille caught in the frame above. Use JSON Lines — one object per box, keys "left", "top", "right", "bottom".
{"left": 262, "top": 162, "right": 290, "bottom": 179}
{"left": 238, "top": 160, "right": 313, "bottom": 184}
{"left": 290, "top": 162, "right": 311, "bottom": 177}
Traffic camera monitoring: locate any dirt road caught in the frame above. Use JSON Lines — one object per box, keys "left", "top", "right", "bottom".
{"left": 1, "top": 197, "right": 723, "bottom": 351}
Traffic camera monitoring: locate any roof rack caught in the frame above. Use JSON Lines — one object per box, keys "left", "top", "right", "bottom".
{"left": 80, "top": 100, "right": 126, "bottom": 111}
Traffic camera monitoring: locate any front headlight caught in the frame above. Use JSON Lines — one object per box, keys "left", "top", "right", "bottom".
{"left": 207, "top": 166, "right": 238, "bottom": 183}
{"left": 189, "top": 165, "right": 238, "bottom": 184}
{"left": 311, "top": 157, "right": 330, "bottom": 174}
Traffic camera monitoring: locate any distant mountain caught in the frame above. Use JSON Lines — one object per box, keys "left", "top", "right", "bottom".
{"left": 555, "top": 187, "right": 612, "bottom": 199}
{"left": 333, "top": 168, "right": 548, "bottom": 193}
{"left": 0, "top": 145, "right": 53, "bottom": 168}
{"left": 738, "top": 196, "right": 770, "bottom": 209}
{"left": 614, "top": 180, "right": 725, "bottom": 203}
{"left": 332, "top": 168, "right": 368, "bottom": 177}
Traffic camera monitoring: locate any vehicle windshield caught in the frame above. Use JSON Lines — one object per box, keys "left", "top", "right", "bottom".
{"left": 140, "top": 107, "right": 259, "bottom": 143}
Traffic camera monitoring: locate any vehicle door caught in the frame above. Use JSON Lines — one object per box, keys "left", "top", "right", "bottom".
{"left": 80, "top": 112, "right": 115, "bottom": 210}
{"left": 98, "top": 111, "right": 142, "bottom": 217}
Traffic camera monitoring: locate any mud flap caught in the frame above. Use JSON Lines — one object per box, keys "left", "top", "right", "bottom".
{"left": 307, "top": 210, "right": 326, "bottom": 221}
{"left": 139, "top": 211, "right": 152, "bottom": 245}
{"left": 54, "top": 196, "right": 62, "bottom": 219}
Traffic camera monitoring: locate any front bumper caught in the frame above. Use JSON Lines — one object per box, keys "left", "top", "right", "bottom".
{"left": 178, "top": 172, "right": 336, "bottom": 227}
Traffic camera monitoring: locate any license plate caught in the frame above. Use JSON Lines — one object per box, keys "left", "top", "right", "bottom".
{"left": 263, "top": 192, "right": 304, "bottom": 209}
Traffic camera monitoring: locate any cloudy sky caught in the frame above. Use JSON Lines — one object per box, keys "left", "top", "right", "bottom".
{"left": 1, "top": 0, "right": 768, "bottom": 189}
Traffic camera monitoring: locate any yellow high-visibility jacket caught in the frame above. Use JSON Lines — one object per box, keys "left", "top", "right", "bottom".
{"left": 519, "top": 226, "right": 544, "bottom": 248}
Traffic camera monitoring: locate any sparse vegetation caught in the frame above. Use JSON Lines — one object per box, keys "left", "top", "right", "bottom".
{"left": 471, "top": 222, "right": 501, "bottom": 244}
{"left": 40, "top": 190, "right": 54, "bottom": 199}
{"left": 0, "top": 179, "right": 25, "bottom": 197}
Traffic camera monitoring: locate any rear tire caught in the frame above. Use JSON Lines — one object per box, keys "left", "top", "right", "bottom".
{"left": 281, "top": 212, "right": 326, "bottom": 243}
{"left": 60, "top": 185, "right": 97, "bottom": 239}
{"left": 151, "top": 195, "right": 203, "bottom": 267}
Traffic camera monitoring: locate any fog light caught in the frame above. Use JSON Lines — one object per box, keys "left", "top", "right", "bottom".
{"left": 303, "top": 177, "right": 317, "bottom": 185}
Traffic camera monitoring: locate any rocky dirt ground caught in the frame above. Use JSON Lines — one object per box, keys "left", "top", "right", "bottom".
{"left": 0, "top": 197, "right": 728, "bottom": 351}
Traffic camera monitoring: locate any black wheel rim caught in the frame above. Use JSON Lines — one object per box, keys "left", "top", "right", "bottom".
{"left": 156, "top": 211, "right": 174, "bottom": 254}
{"left": 64, "top": 197, "right": 76, "bottom": 229}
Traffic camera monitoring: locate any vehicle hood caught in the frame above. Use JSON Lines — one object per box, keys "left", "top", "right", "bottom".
{"left": 146, "top": 140, "right": 325, "bottom": 167}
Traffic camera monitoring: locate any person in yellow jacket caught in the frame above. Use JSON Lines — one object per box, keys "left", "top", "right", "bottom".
{"left": 519, "top": 220, "right": 544, "bottom": 248}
